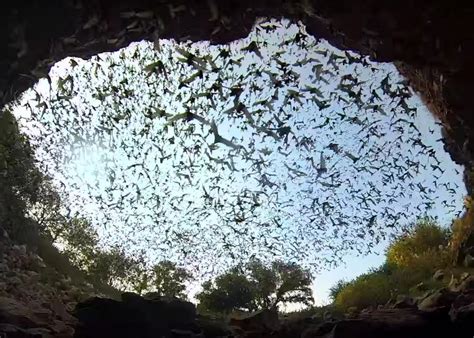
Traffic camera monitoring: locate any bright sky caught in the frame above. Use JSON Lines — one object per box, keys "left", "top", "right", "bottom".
{"left": 11, "top": 19, "right": 466, "bottom": 305}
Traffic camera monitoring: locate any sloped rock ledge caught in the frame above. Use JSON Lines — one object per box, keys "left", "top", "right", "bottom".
{"left": 2, "top": 274, "right": 474, "bottom": 337}
{"left": 69, "top": 278, "right": 474, "bottom": 337}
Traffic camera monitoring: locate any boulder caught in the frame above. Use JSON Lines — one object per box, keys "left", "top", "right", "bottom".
{"left": 301, "top": 321, "right": 336, "bottom": 338}
{"left": 0, "top": 323, "right": 43, "bottom": 338}
{"left": 451, "top": 303, "right": 474, "bottom": 327}
{"left": 392, "top": 295, "right": 416, "bottom": 309}
{"left": 463, "top": 254, "right": 474, "bottom": 268}
{"left": 433, "top": 269, "right": 445, "bottom": 281}
{"left": 12, "top": 245, "right": 27, "bottom": 257}
{"left": 121, "top": 292, "right": 196, "bottom": 328}
{"left": 413, "top": 282, "right": 428, "bottom": 292}
{"left": 49, "top": 299, "right": 77, "bottom": 325}
{"left": 74, "top": 294, "right": 199, "bottom": 338}
{"left": 196, "top": 315, "right": 231, "bottom": 338}
{"left": 0, "top": 297, "right": 48, "bottom": 328}
{"left": 417, "top": 288, "right": 458, "bottom": 315}
{"left": 449, "top": 290, "right": 474, "bottom": 336}
{"left": 449, "top": 290, "right": 474, "bottom": 314}
{"left": 26, "top": 327, "right": 54, "bottom": 337}
{"left": 303, "top": 308, "right": 454, "bottom": 338}
{"left": 229, "top": 308, "right": 280, "bottom": 333}
{"left": 458, "top": 276, "right": 474, "bottom": 292}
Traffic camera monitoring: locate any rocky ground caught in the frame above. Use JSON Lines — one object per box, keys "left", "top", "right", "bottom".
{"left": 2, "top": 223, "right": 474, "bottom": 337}
{"left": 0, "top": 225, "right": 99, "bottom": 337}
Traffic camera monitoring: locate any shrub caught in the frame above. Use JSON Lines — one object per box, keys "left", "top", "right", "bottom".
{"left": 333, "top": 219, "right": 453, "bottom": 311}
{"left": 0, "top": 110, "right": 44, "bottom": 241}
{"left": 450, "top": 197, "right": 474, "bottom": 265}
{"left": 386, "top": 218, "right": 450, "bottom": 269}
{"left": 334, "top": 272, "right": 392, "bottom": 311}
{"left": 329, "top": 279, "right": 351, "bottom": 301}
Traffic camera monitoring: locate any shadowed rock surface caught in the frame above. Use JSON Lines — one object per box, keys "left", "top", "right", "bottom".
{"left": 69, "top": 290, "right": 474, "bottom": 338}
{"left": 74, "top": 293, "right": 199, "bottom": 338}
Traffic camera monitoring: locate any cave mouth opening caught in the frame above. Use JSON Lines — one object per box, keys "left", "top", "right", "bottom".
{"left": 6, "top": 18, "right": 466, "bottom": 300}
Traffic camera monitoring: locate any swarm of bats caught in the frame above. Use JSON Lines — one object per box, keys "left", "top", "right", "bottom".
{"left": 12, "top": 20, "right": 464, "bottom": 276}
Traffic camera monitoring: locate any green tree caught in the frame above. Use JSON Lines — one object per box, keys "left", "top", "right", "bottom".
{"left": 329, "top": 279, "right": 351, "bottom": 301}
{"left": 334, "top": 271, "right": 392, "bottom": 311}
{"left": 61, "top": 217, "right": 99, "bottom": 268}
{"left": 0, "top": 110, "right": 44, "bottom": 242}
{"left": 151, "top": 260, "right": 192, "bottom": 299}
{"left": 28, "top": 179, "right": 67, "bottom": 241}
{"left": 386, "top": 218, "right": 450, "bottom": 269}
{"left": 87, "top": 246, "right": 136, "bottom": 288}
{"left": 197, "top": 260, "right": 313, "bottom": 314}
{"left": 263, "top": 260, "right": 313, "bottom": 309}
{"left": 197, "top": 267, "right": 256, "bottom": 313}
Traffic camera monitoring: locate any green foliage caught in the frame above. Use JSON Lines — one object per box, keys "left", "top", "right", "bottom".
{"left": 329, "top": 279, "right": 351, "bottom": 301}
{"left": 197, "top": 260, "right": 313, "bottom": 314}
{"left": 333, "top": 219, "right": 453, "bottom": 311}
{"left": 86, "top": 246, "right": 136, "bottom": 287}
{"left": 246, "top": 259, "right": 278, "bottom": 309}
{"left": 198, "top": 268, "right": 256, "bottom": 314}
{"left": 151, "top": 260, "right": 192, "bottom": 299}
{"left": 61, "top": 218, "right": 99, "bottom": 266}
{"left": 28, "top": 180, "right": 66, "bottom": 238}
{"left": 334, "top": 271, "right": 392, "bottom": 311}
{"left": 268, "top": 261, "right": 313, "bottom": 307}
{"left": 450, "top": 197, "right": 474, "bottom": 264}
{"left": 0, "top": 110, "right": 44, "bottom": 242}
{"left": 283, "top": 304, "right": 344, "bottom": 323}
{"left": 386, "top": 218, "right": 450, "bottom": 268}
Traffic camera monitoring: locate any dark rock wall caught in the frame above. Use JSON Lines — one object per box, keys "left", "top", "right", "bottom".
{"left": 2, "top": 0, "right": 474, "bottom": 190}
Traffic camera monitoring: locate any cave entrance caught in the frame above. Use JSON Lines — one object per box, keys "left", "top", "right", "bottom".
{"left": 4, "top": 19, "right": 466, "bottom": 303}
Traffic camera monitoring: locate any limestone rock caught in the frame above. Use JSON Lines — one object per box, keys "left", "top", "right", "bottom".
{"left": 0, "top": 263, "right": 8, "bottom": 272}
{"left": 392, "top": 295, "right": 416, "bottom": 309}
{"left": 417, "top": 288, "right": 457, "bottom": 315}
{"left": 0, "top": 323, "right": 43, "bottom": 338}
{"left": 26, "top": 327, "right": 54, "bottom": 337}
{"left": 196, "top": 315, "right": 231, "bottom": 338}
{"left": 301, "top": 321, "right": 336, "bottom": 338}
{"left": 413, "top": 282, "right": 428, "bottom": 293}
{"left": 451, "top": 303, "right": 474, "bottom": 329}
{"left": 458, "top": 276, "right": 474, "bottom": 292}
{"left": 0, "top": 296, "right": 48, "bottom": 328}
{"left": 74, "top": 294, "right": 199, "bottom": 338}
{"left": 464, "top": 254, "right": 474, "bottom": 268}
{"left": 306, "top": 308, "right": 455, "bottom": 338}
{"left": 433, "top": 269, "right": 445, "bottom": 281}
{"left": 229, "top": 308, "right": 280, "bottom": 333}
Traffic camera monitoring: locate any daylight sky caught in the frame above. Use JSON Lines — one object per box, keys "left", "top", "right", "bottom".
{"left": 11, "top": 19, "right": 466, "bottom": 304}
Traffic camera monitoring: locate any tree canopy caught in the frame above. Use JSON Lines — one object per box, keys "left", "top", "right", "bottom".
{"left": 386, "top": 218, "right": 450, "bottom": 268}
{"left": 197, "top": 259, "right": 313, "bottom": 313}
{"left": 150, "top": 260, "right": 192, "bottom": 299}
